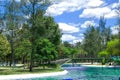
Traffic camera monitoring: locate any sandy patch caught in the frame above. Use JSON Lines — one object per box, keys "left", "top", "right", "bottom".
{"left": 0, "top": 70, "right": 68, "bottom": 80}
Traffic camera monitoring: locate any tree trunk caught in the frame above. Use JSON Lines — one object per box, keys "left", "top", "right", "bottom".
{"left": 29, "top": 43, "right": 34, "bottom": 72}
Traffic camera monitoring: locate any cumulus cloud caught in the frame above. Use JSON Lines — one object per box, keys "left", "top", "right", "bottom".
{"left": 46, "top": 0, "right": 104, "bottom": 16}
{"left": 61, "top": 34, "right": 76, "bottom": 41}
{"left": 46, "top": 0, "right": 85, "bottom": 16}
{"left": 81, "top": 21, "right": 96, "bottom": 28}
{"left": 105, "top": 10, "right": 117, "bottom": 18}
{"left": 58, "top": 22, "right": 84, "bottom": 42}
{"left": 58, "top": 23, "right": 79, "bottom": 33}
{"left": 80, "top": 1, "right": 118, "bottom": 19}
{"left": 86, "top": 0, "right": 104, "bottom": 8}
{"left": 111, "top": 25, "right": 119, "bottom": 35}
{"left": 111, "top": 3, "right": 119, "bottom": 8}
{"left": 62, "top": 34, "right": 84, "bottom": 43}
{"left": 79, "top": 7, "right": 117, "bottom": 18}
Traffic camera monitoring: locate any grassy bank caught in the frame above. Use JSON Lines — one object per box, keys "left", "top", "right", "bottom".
{"left": 0, "top": 65, "right": 63, "bottom": 75}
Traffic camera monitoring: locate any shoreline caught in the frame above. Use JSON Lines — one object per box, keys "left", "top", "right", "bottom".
{"left": 0, "top": 70, "right": 68, "bottom": 80}
{"left": 1, "top": 63, "right": 120, "bottom": 80}
{"left": 64, "top": 63, "right": 120, "bottom": 67}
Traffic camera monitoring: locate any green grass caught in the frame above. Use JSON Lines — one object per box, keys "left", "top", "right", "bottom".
{"left": 0, "top": 66, "right": 63, "bottom": 75}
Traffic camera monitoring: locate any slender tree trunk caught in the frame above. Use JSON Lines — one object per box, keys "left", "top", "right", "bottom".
{"left": 9, "top": 56, "right": 12, "bottom": 67}
{"left": 29, "top": 43, "right": 34, "bottom": 71}
{"left": 11, "top": 30, "right": 15, "bottom": 68}
{"left": 29, "top": 1, "right": 35, "bottom": 72}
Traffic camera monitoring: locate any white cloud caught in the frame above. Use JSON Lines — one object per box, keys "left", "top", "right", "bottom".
{"left": 80, "top": 1, "right": 118, "bottom": 19}
{"left": 46, "top": 0, "right": 104, "bottom": 16}
{"left": 58, "top": 23, "right": 79, "bottom": 33}
{"left": 46, "top": 0, "right": 84, "bottom": 16}
{"left": 81, "top": 21, "right": 96, "bottom": 28}
{"left": 73, "top": 38, "right": 83, "bottom": 43}
{"left": 111, "top": 25, "right": 119, "bottom": 35}
{"left": 105, "top": 10, "right": 117, "bottom": 18}
{"left": 61, "top": 34, "right": 76, "bottom": 41}
{"left": 86, "top": 0, "right": 104, "bottom": 8}
{"left": 80, "top": 7, "right": 114, "bottom": 18}
{"left": 15, "top": 0, "right": 20, "bottom": 2}
{"left": 61, "top": 34, "right": 84, "bottom": 43}
{"left": 68, "top": 23, "right": 81, "bottom": 27}
{"left": 111, "top": 3, "right": 119, "bottom": 8}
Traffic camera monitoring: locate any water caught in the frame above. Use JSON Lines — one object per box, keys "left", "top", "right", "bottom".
{"left": 27, "top": 64, "right": 120, "bottom": 80}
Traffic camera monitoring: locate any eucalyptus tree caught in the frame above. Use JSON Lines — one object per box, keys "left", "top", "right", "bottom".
{"left": 99, "top": 16, "right": 106, "bottom": 49}
{"left": 20, "top": 0, "right": 50, "bottom": 71}
{"left": 83, "top": 26, "right": 101, "bottom": 58}
{"left": 99, "top": 16, "right": 111, "bottom": 50}
{"left": 4, "top": 0, "right": 22, "bottom": 67}
{"left": 116, "top": 4, "right": 120, "bottom": 41}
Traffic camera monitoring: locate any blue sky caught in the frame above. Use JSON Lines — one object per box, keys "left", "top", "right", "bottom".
{"left": 0, "top": 0, "right": 119, "bottom": 44}
{"left": 46, "top": 0, "right": 120, "bottom": 44}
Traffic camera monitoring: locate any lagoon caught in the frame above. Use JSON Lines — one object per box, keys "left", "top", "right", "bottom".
{"left": 31, "top": 64, "right": 120, "bottom": 80}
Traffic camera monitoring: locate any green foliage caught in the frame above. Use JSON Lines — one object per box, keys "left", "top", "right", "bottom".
{"left": 107, "top": 39, "right": 120, "bottom": 56}
{"left": 36, "top": 38, "right": 58, "bottom": 62}
{"left": 45, "top": 17, "right": 61, "bottom": 46}
{"left": 111, "top": 34, "right": 119, "bottom": 40}
{"left": 0, "top": 0, "right": 62, "bottom": 72}
{"left": 0, "top": 34, "right": 10, "bottom": 60}
{"left": 98, "top": 50, "right": 109, "bottom": 58}
{"left": 15, "top": 39, "right": 31, "bottom": 61}
{"left": 61, "top": 42, "right": 80, "bottom": 59}
{"left": 99, "top": 16, "right": 111, "bottom": 50}
{"left": 20, "top": 0, "right": 61, "bottom": 71}
{"left": 83, "top": 26, "right": 101, "bottom": 58}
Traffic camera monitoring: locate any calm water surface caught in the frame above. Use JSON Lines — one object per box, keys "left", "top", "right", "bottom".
{"left": 25, "top": 64, "right": 120, "bottom": 80}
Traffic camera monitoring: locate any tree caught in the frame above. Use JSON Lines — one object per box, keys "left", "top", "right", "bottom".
{"left": 63, "top": 41, "right": 72, "bottom": 47}
{"left": 98, "top": 50, "right": 109, "bottom": 58}
{"left": 116, "top": 4, "right": 120, "bottom": 41}
{"left": 5, "top": 0, "right": 21, "bottom": 67}
{"left": 83, "top": 26, "right": 101, "bottom": 58}
{"left": 99, "top": 16, "right": 111, "bottom": 50}
{"left": 21, "top": 0, "right": 50, "bottom": 71}
{"left": 15, "top": 39, "right": 31, "bottom": 65}
{"left": 0, "top": 34, "right": 10, "bottom": 66}
{"left": 44, "top": 16, "right": 62, "bottom": 45}
{"left": 35, "top": 38, "right": 57, "bottom": 69}
{"left": 111, "top": 34, "right": 119, "bottom": 40}
{"left": 106, "top": 39, "right": 120, "bottom": 56}
{"left": 75, "top": 42, "right": 87, "bottom": 58}
{"left": 62, "top": 42, "right": 80, "bottom": 59}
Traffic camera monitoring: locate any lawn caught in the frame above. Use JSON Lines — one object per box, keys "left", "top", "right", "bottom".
{"left": 0, "top": 65, "right": 63, "bottom": 75}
